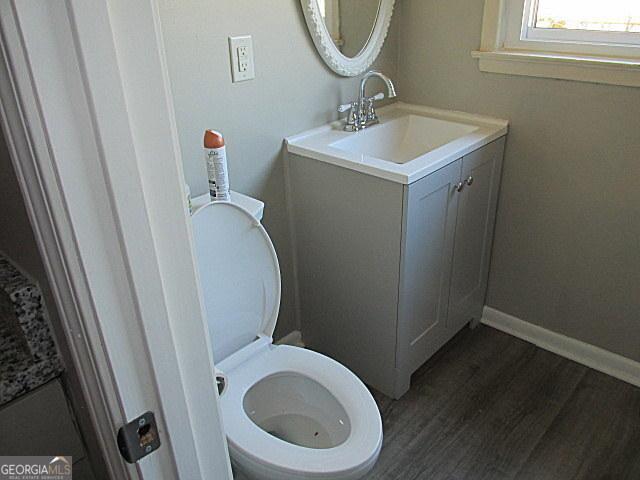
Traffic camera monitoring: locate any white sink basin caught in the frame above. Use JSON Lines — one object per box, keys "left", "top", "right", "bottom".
{"left": 330, "top": 115, "right": 479, "bottom": 164}
{"left": 286, "top": 103, "right": 508, "bottom": 184}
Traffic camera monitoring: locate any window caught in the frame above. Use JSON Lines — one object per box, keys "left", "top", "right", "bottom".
{"left": 507, "top": 0, "right": 640, "bottom": 55}
{"left": 535, "top": 0, "right": 640, "bottom": 33}
{"left": 473, "top": 0, "right": 640, "bottom": 87}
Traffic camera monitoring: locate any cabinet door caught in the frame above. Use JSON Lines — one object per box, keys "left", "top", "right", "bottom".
{"left": 448, "top": 138, "right": 505, "bottom": 332}
{"left": 397, "top": 159, "right": 462, "bottom": 376}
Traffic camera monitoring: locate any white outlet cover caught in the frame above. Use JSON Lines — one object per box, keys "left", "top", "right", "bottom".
{"left": 229, "top": 35, "right": 255, "bottom": 83}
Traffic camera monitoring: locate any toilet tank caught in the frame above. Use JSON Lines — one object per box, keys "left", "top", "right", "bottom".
{"left": 191, "top": 190, "right": 264, "bottom": 221}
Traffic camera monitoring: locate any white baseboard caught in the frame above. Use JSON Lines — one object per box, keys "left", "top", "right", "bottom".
{"left": 482, "top": 306, "right": 640, "bottom": 388}
{"left": 275, "top": 330, "right": 305, "bottom": 348}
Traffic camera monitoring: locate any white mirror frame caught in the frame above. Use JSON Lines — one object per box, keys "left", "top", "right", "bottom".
{"left": 301, "top": 0, "right": 395, "bottom": 77}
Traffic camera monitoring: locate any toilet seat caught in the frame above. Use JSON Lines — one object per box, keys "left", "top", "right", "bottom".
{"left": 192, "top": 201, "right": 280, "bottom": 363}
{"left": 219, "top": 343, "right": 383, "bottom": 479}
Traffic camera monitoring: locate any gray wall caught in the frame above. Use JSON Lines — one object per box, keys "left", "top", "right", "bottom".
{"left": 396, "top": 0, "right": 640, "bottom": 361}
{"left": 0, "top": 130, "right": 48, "bottom": 279}
{"left": 158, "top": 0, "right": 397, "bottom": 338}
{"left": 339, "top": 0, "right": 379, "bottom": 57}
{"left": 158, "top": 0, "right": 639, "bottom": 362}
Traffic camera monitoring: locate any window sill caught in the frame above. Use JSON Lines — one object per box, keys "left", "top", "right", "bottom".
{"left": 471, "top": 50, "right": 640, "bottom": 88}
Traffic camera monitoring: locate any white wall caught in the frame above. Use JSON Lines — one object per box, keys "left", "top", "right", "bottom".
{"left": 396, "top": 0, "right": 640, "bottom": 361}
{"left": 157, "top": 0, "right": 397, "bottom": 337}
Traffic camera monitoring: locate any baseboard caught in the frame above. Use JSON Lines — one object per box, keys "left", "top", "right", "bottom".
{"left": 482, "top": 306, "right": 640, "bottom": 388}
{"left": 275, "top": 330, "right": 305, "bottom": 348}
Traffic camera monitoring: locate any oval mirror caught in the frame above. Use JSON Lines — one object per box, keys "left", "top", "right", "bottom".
{"left": 301, "top": 0, "right": 395, "bottom": 77}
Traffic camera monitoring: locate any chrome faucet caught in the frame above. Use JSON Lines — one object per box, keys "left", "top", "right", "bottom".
{"left": 338, "top": 71, "right": 397, "bottom": 132}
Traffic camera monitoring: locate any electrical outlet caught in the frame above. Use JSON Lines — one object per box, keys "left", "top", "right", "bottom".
{"left": 229, "top": 35, "right": 255, "bottom": 83}
{"left": 237, "top": 46, "right": 249, "bottom": 72}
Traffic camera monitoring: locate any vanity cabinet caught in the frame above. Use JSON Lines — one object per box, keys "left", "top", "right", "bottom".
{"left": 448, "top": 142, "right": 504, "bottom": 334}
{"left": 288, "top": 137, "right": 505, "bottom": 399}
{"left": 396, "top": 160, "right": 460, "bottom": 380}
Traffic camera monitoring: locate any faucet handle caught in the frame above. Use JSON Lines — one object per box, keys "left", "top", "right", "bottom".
{"left": 337, "top": 101, "right": 355, "bottom": 113}
{"left": 365, "top": 97, "right": 377, "bottom": 123}
{"left": 370, "top": 92, "right": 385, "bottom": 102}
{"left": 339, "top": 101, "right": 360, "bottom": 131}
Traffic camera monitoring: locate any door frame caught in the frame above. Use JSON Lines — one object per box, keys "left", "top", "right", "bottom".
{"left": 0, "top": 1, "right": 232, "bottom": 479}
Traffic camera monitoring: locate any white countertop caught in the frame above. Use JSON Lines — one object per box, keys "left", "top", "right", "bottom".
{"left": 285, "top": 102, "right": 509, "bottom": 184}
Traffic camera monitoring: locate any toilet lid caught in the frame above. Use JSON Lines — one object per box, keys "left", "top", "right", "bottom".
{"left": 192, "top": 202, "right": 280, "bottom": 363}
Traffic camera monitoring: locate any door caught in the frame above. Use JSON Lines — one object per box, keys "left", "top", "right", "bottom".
{"left": 397, "top": 159, "right": 462, "bottom": 378}
{"left": 448, "top": 138, "right": 505, "bottom": 333}
{"left": 0, "top": 1, "right": 233, "bottom": 478}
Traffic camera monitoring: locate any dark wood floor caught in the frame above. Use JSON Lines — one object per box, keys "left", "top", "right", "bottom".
{"left": 368, "top": 325, "right": 640, "bottom": 480}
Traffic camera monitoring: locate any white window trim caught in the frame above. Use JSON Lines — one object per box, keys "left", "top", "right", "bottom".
{"left": 473, "top": 0, "right": 640, "bottom": 87}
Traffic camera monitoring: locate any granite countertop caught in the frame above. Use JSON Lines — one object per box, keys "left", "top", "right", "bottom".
{"left": 0, "top": 253, "right": 63, "bottom": 407}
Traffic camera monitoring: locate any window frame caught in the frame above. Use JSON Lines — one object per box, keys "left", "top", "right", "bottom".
{"left": 506, "top": 0, "right": 640, "bottom": 56}
{"left": 472, "top": 0, "right": 640, "bottom": 87}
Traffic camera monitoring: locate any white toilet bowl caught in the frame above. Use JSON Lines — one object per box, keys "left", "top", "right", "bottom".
{"left": 219, "top": 341, "right": 382, "bottom": 480}
{"left": 192, "top": 202, "right": 383, "bottom": 480}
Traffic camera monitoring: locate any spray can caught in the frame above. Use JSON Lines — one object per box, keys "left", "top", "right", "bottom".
{"left": 204, "top": 129, "right": 230, "bottom": 201}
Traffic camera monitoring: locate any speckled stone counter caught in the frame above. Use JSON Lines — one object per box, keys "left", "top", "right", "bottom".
{"left": 0, "top": 253, "right": 63, "bottom": 407}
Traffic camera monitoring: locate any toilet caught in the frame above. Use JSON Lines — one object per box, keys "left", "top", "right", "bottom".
{"left": 192, "top": 201, "right": 383, "bottom": 480}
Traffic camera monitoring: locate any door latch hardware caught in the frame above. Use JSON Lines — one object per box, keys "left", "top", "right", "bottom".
{"left": 117, "top": 411, "right": 161, "bottom": 463}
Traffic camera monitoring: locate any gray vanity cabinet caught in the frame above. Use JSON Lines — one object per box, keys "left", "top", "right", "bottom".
{"left": 448, "top": 139, "right": 505, "bottom": 333}
{"left": 396, "top": 159, "right": 461, "bottom": 390}
{"left": 287, "top": 137, "right": 505, "bottom": 399}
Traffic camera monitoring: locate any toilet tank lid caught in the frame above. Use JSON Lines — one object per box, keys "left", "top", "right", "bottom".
{"left": 191, "top": 202, "right": 280, "bottom": 363}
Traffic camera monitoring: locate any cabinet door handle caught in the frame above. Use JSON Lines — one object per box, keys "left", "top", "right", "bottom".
{"left": 465, "top": 176, "right": 474, "bottom": 186}
{"left": 454, "top": 181, "right": 465, "bottom": 193}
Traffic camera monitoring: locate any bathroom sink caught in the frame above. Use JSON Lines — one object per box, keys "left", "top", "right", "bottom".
{"left": 330, "top": 115, "right": 478, "bottom": 165}
{"left": 286, "top": 103, "right": 508, "bottom": 184}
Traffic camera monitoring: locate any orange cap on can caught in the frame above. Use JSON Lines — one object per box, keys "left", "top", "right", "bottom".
{"left": 204, "top": 130, "right": 225, "bottom": 149}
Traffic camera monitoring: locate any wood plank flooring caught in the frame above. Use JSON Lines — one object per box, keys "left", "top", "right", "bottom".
{"left": 368, "top": 325, "right": 640, "bottom": 480}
